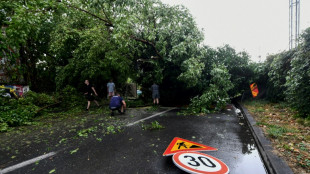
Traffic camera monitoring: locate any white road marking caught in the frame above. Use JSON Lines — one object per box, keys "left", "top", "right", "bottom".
{"left": 126, "top": 107, "right": 176, "bottom": 126}
{"left": 0, "top": 152, "right": 57, "bottom": 174}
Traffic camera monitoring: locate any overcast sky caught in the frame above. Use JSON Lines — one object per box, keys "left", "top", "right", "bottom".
{"left": 161, "top": 0, "right": 310, "bottom": 62}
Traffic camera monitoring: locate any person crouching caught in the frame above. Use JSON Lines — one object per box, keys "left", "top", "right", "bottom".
{"left": 109, "top": 93, "right": 126, "bottom": 116}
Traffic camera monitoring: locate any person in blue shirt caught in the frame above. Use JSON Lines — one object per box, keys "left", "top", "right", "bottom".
{"left": 109, "top": 93, "right": 126, "bottom": 116}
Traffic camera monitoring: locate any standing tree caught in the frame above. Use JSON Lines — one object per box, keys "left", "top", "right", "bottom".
{"left": 1, "top": 0, "right": 60, "bottom": 91}
{"left": 285, "top": 28, "right": 310, "bottom": 118}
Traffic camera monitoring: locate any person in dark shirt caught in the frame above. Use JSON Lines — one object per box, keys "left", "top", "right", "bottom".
{"left": 109, "top": 93, "right": 126, "bottom": 116}
{"left": 84, "top": 80, "right": 99, "bottom": 111}
{"left": 151, "top": 83, "right": 160, "bottom": 105}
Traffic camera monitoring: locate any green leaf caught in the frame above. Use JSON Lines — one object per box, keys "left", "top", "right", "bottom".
{"left": 70, "top": 148, "right": 79, "bottom": 154}
{"left": 49, "top": 169, "right": 56, "bottom": 173}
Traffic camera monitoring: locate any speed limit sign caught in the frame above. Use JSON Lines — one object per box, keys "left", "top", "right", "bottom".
{"left": 172, "top": 151, "right": 229, "bottom": 174}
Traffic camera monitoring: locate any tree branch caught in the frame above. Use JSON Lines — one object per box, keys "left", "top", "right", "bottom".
{"left": 102, "top": 6, "right": 112, "bottom": 24}
{"left": 64, "top": 3, "right": 113, "bottom": 27}
{"left": 130, "top": 35, "right": 163, "bottom": 59}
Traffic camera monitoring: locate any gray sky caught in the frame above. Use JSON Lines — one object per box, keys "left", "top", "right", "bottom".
{"left": 161, "top": 0, "right": 310, "bottom": 62}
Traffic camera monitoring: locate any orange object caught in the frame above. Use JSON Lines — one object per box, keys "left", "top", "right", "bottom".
{"left": 163, "top": 137, "right": 217, "bottom": 156}
{"left": 250, "top": 83, "right": 259, "bottom": 98}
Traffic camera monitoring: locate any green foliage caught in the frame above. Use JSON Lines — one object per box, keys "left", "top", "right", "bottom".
{"left": 45, "top": 0, "right": 207, "bottom": 98}
{"left": 266, "top": 125, "right": 288, "bottom": 138}
{"left": 285, "top": 59, "right": 310, "bottom": 117}
{"left": 1, "top": 0, "right": 233, "bottom": 108}
{"left": 187, "top": 87, "right": 220, "bottom": 114}
{"left": 210, "top": 64, "right": 234, "bottom": 92}
{"left": 3, "top": 0, "right": 309, "bottom": 120}
{"left": 126, "top": 99, "right": 146, "bottom": 108}
{"left": 77, "top": 126, "right": 97, "bottom": 137}
{"left": 70, "top": 148, "right": 79, "bottom": 154}
{"left": 266, "top": 51, "right": 294, "bottom": 101}
{"left": 49, "top": 169, "right": 56, "bottom": 174}
{"left": 254, "top": 28, "right": 310, "bottom": 118}
{"left": 216, "top": 46, "right": 252, "bottom": 97}
{"left": 253, "top": 107, "right": 265, "bottom": 113}
{"left": 106, "top": 125, "right": 116, "bottom": 134}
{"left": 250, "top": 62, "right": 268, "bottom": 84}
{"left": 23, "top": 91, "right": 56, "bottom": 107}
{"left": 142, "top": 121, "right": 165, "bottom": 130}
{"left": 186, "top": 64, "right": 233, "bottom": 114}
{"left": 127, "top": 0, "right": 205, "bottom": 103}
{"left": 0, "top": 123, "right": 9, "bottom": 132}
{"left": 0, "top": 96, "right": 39, "bottom": 129}
{"left": 57, "top": 85, "right": 84, "bottom": 108}
{"left": 283, "top": 28, "right": 310, "bottom": 118}
{"left": 1, "top": 0, "right": 59, "bottom": 89}
{"left": 296, "top": 118, "right": 310, "bottom": 127}
{"left": 178, "top": 57, "right": 205, "bottom": 87}
{"left": 150, "top": 121, "right": 165, "bottom": 129}
{"left": 0, "top": 91, "right": 61, "bottom": 131}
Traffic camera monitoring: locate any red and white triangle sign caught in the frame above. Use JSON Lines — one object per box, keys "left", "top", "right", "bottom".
{"left": 163, "top": 137, "right": 217, "bottom": 156}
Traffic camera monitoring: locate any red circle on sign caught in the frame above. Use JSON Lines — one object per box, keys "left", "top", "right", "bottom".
{"left": 173, "top": 151, "right": 229, "bottom": 174}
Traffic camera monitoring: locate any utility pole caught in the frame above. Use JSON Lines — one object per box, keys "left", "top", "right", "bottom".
{"left": 289, "top": 0, "right": 300, "bottom": 49}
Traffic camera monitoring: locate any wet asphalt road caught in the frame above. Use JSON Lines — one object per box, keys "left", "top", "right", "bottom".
{"left": 2, "top": 106, "right": 267, "bottom": 174}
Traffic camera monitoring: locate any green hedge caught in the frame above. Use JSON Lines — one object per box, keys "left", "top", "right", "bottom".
{"left": 0, "top": 91, "right": 57, "bottom": 131}
{"left": 0, "top": 97, "right": 39, "bottom": 128}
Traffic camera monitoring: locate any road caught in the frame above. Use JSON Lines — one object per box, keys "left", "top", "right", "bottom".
{"left": 1, "top": 105, "right": 267, "bottom": 174}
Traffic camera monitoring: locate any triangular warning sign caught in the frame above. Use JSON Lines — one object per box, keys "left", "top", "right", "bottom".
{"left": 250, "top": 83, "right": 259, "bottom": 98}
{"left": 163, "top": 137, "right": 217, "bottom": 156}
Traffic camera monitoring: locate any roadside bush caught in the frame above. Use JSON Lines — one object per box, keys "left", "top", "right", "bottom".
{"left": 285, "top": 28, "right": 310, "bottom": 118}
{"left": 0, "top": 97, "right": 39, "bottom": 130}
{"left": 0, "top": 122, "right": 9, "bottom": 132}
{"left": 285, "top": 54, "right": 310, "bottom": 118}
{"left": 255, "top": 28, "right": 310, "bottom": 119}
{"left": 0, "top": 91, "right": 60, "bottom": 132}
{"left": 57, "top": 85, "right": 84, "bottom": 108}
{"left": 0, "top": 86, "right": 88, "bottom": 132}
{"left": 266, "top": 51, "right": 294, "bottom": 102}
{"left": 23, "top": 91, "right": 56, "bottom": 107}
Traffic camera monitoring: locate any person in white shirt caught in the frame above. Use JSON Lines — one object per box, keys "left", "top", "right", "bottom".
{"left": 107, "top": 79, "right": 115, "bottom": 100}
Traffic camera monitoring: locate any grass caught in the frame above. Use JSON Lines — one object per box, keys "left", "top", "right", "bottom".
{"left": 253, "top": 107, "right": 265, "bottom": 113}
{"left": 244, "top": 100, "right": 310, "bottom": 173}
{"left": 266, "top": 126, "right": 288, "bottom": 138}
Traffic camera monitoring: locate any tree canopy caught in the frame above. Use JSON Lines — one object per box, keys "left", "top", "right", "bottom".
{"left": 1, "top": 0, "right": 309, "bottom": 117}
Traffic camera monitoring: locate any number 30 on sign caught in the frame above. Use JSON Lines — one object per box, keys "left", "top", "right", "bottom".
{"left": 172, "top": 151, "right": 229, "bottom": 174}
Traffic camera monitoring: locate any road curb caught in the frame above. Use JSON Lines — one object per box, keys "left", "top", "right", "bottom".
{"left": 236, "top": 102, "right": 294, "bottom": 174}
